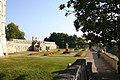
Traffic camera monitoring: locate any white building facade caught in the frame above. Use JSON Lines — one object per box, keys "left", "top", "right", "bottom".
{"left": 0, "top": 0, "right": 7, "bottom": 56}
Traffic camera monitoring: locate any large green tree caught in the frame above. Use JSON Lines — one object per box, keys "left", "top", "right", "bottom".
{"left": 6, "top": 22, "right": 25, "bottom": 40}
{"left": 59, "top": 0, "right": 120, "bottom": 73}
{"left": 44, "top": 32, "right": 69, "bottom": 48}
{"left": 44, "top": 32, "right": 88, "bottom": 48}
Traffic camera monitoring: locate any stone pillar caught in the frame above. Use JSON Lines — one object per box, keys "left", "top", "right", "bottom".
{"left": 66, "top": 43, "right": 68, "bottom": 49}
{"left": 35, "top": 37, "right": 37, "bottom": 41}
{"left": 0, "top": 0, "right": 7, "bottom": 56}
{"left": 32, "top": 36, "right": 34, "bottom": 41}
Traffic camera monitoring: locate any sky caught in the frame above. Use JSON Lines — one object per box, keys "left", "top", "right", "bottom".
{"left": 6, "top": 0, "right": 83, "bottom": 41}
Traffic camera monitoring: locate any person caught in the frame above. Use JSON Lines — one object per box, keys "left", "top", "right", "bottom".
{"left": 97, "top": 50, "right": 101, "bottom": 58}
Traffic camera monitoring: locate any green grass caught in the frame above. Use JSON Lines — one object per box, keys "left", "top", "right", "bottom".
{"left": 50, "top": 50, "right": 78, "bottom": 57}
{"left": 0, "top": 49, "right": 87, "bottom": 80}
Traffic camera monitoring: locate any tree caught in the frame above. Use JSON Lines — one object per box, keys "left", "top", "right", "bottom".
{"left": 44, "top": 32, "right": 88, "bottom": 48}
{"left": 59, "top": 0, "right": 120, "bottom": 73}
{"left": 44, "top": 32, "right": 69, "bottom": 48}
{"left": 6, "top": 22, "right": 25, "bottom": 40}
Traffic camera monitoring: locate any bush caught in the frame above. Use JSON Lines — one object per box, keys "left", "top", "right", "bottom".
{"left": 28, "top": 52, "right": 38, "bottom": 55}
{"left": 74, "top": 51, "right": 84, "bottom": 57}
{"left": 63, "top": 49, "right": 71, "bottom": 54}
{"left": 43, "top": 53, "right": 49, "bottom": 56}
{"left": 74, "top": 49, "right": 86, "bottom": 57}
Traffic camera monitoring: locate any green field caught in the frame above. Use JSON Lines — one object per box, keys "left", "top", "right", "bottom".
{"left": 0, "top": 49, "right": 87, "bottom": 80}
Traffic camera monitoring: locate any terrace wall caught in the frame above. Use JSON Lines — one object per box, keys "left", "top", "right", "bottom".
{"left": 53, "top": 59, "right": 88, "bottom": 80}
{"left": 101, "top": 51, "right": 119, "bottom": 72}
{"left": 7, "top": 39, "right": 32, "bottom": 53}
{"left": 7, "top": 39, "right": 57, "bottom": 53}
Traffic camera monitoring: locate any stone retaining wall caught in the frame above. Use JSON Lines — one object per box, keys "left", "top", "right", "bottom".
{"left": 7, "top": 39, "right": 32, "bottom": 53}
{"left": 7, "top": 39, "right": 57, "bottom": 53}
{"left": 101, "top": 51, "right": 119, "bottom": 72}
{"left": 44, "top": 41, "right": 57, "bottom": 50}
{"left": 53, "top": 59, "right": 87, "bottom": 80}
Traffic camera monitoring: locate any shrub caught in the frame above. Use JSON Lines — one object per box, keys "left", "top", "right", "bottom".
{"left": 43, "top": 53, "right": 49, "bottom": 56}
{"left": 28, "top": 52, "right": 38, "bottom": 55}
{"left": 74, "top": 49, "right": 86, "bottom": 57}
{"left": 63, "top": 49, "right": 71, "bottom": 54}
{"left": 74, "top": 51, "right": 83, "bottom": 57}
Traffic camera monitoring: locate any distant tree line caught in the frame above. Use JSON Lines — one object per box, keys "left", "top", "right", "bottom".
{"left": 44, "top": 32, "right": 89, "bottom": 48}
{"left": 6, "top": 22, "right": 25, "bottom": 40}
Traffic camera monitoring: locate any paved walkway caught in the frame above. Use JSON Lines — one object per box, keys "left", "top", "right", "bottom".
{"left": 86, "top": 49, "right": 119, "bottom": 80}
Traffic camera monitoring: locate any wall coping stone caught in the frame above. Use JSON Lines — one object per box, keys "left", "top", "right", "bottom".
{"left": 102, "top": 51, "right": 119, "bottom": 61}
{"left": 53, "top": 59, "right": 87, "bottom": 80}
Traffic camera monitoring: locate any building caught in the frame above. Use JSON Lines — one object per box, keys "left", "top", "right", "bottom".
{"left": 0, "top": 0, "right": 7, "bottom": 56}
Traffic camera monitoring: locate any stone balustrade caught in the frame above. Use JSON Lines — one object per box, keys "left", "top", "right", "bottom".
{"left": 53, "top": 59, "right": 88, "bottom": 80}
{"left": 101, "top": 51, "right": 119, "bottom": 72}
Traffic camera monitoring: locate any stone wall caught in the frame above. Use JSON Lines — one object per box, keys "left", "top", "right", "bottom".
{"left": 53, "top": 59, "right": 88, "bottom": 80}
{"left": 44, "top": 41, "right": 57, "bottom": 50}
{"left": 7, "top": 39, "right": 57, "bottom": 53}
{"left": 101, "top": 51, "right": 119, "bottom": 72}
{"left": 7, "top": 39, "right": 32, "bottom": 53}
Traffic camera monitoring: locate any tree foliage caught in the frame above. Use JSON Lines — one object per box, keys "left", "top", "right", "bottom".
{"left": 6, "top": 22, "right": 25, "bottom": 40}
{"left": 44, "top": 32, "right": 88, "bottom": 48}
{"left": 60, "top": 0, "right": 120, "bottom": 73}
{"left": 59, "top": 0, "right": 120, "bottom": 50}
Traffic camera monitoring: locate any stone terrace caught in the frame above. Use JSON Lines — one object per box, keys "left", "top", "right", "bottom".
{"left": 86, "top": 50, "right": 119, "bottom": 80}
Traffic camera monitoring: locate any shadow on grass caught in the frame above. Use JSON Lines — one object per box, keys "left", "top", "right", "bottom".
{"left": 52, "top": 70, "right": 65, "bottom": 74}
{"left": 50, "top": 56, "right": 75, "bottom": 57}
{"left": 14, "top": 74, "right": 28, "bottom": 80}
{"left": 0, "top": 73, "right": 6, "bottom": 80}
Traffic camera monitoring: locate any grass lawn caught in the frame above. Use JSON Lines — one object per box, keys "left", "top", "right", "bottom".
{"left": 0, "top": 49, "right": 87, "bottom": 80}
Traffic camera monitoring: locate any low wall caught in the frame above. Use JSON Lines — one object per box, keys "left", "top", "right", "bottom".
{"left": 44, "top": 41, "right": 57, "bottom": 49}
{"left": 7, "top": 39, "right": 57, "bottom": 53}
{"left": 53, "top": 59, "right": 87, "bottom": 80}
{"left": 7, "top": 39, "right": 32, "bottom": 53}
{"left": 101, "top": 51, "right": 119, "bottom": 72}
